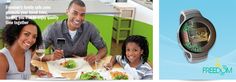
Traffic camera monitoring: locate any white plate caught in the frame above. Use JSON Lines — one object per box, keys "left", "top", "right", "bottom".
{"left": 109, "top": 69, "right": 134, "bottom": 80}
{"left": 54, "top": 58, "right": 84, "bottom": 71}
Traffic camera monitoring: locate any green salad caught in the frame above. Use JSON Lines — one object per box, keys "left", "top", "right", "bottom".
{"left": 113, "top": 75, "right": 128, "bottom": 80}
{"left": 110, "top": 71, "right": 129, "bottom": 80}
{"left": 60, "top": 60, "right": 77, "bottom": 69}
{"left": 79, "top": 71, "right": 104, "bottom": 80}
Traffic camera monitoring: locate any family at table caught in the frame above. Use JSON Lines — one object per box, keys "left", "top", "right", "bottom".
{"left": 0, "top": 0, "right": 153, "bottom": 80}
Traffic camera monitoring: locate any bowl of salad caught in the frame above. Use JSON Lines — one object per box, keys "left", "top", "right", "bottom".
{"left": 78, "top": 71, "right": 104, "bottom": 80}
{"left": 110, "top": 71, "right": 129, "bottom": 80}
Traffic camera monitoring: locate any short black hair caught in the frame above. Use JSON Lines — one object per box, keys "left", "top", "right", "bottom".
{"left": 121, "top": 35, "right": 149, "bottom": 64}
{"left": 68, "top": 0, "right": 86, "bottom": 9}
{"left": 2, "top": 18, "right": 42, "bottom": 51}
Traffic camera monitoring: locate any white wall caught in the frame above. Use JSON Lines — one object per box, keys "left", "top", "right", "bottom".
{"left": 99, "top": 0, "right": 115, "bottom": 3}
{"left": 0, "top": 2, "right": 6, "bottom": 28}
{"left": 127, "top": 0, "right": 153, "bottom": 25}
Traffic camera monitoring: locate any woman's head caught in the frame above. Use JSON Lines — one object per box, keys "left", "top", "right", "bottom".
{"left": 2, "top": 18, "right": 42, "bottom": 51}
{"left": 121, "top": 35, "right": 149, "bottom": 64}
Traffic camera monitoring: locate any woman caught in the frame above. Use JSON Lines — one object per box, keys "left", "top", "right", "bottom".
{"left": 0, "top": 18, "right": 52, "bottom": 79}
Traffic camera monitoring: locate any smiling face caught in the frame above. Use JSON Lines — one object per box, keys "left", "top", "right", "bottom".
{"left": 125, "top": 42, "right": 143, "bottom": 63}
{"left": 16, "top": 24, "right": 38, "bottom": 50}
{"left": 66, "top": 3, "right": 86, "bottom": 31}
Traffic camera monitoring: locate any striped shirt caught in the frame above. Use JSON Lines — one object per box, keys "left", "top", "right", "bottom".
{"left": 115, "top": 55, "right": 153, "bottom": 80}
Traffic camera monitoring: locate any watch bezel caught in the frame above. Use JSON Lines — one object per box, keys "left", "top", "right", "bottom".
{"left": 178, "top": 17, "right": 216, "bottom": 54}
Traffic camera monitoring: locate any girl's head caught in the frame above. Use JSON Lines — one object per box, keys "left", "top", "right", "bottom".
{"left": 121, "top": 35, "right": 149, "bottom": 64}
{"left": 2, "top": 18, "right": 42, "bottom": 51}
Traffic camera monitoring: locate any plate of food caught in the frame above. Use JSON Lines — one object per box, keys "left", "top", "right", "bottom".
{"left": 77, "top": 71, "right": 104, "bottom": 80}
{"left": 54, "top": 58, "right": 83, "bottom": 71}
{"left": 75, "top": 70, "right": 133, "bottom": 80}
{"left": 110, "top": 71, "right": 129, "bottom": 80}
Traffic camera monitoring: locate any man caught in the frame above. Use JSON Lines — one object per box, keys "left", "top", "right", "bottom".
{"left": 42, "top": 0, "right": 107, "bottom": 64}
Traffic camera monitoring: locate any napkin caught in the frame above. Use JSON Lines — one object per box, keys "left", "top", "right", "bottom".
{"left": 124, "top": 64, "right": 140, "bottom": 80}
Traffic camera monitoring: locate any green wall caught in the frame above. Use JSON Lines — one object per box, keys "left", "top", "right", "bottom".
{"left": 85, "top": 14, "right": 113, "bottom": 55}
{"left": 132, "top": 20, "right": 153, "bottom": 63}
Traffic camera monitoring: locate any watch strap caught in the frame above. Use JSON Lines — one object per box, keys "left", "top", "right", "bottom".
{"left": 180, "top": 9, "right": 203, "bottom": 24}
{"left": 184, "top": 52, "right": 208, "bottom": 63}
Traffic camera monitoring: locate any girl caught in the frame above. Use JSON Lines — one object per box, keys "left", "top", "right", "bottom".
{"left": 105, "top": 35, "right": 153, "bottom": 80}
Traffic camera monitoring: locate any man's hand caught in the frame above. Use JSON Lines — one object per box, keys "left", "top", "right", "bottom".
{"left": 84, "top": 55, "right": 98, "bottom": 64}
{"left": 83, "top": 47, "right": 107, "bottom": 64}
{"left": 51, "top": 49, "right": 64, "bottom": 61}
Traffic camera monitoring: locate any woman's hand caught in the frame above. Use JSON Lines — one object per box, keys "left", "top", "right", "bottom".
{"left": 35, "top": 70, "right": 52, "bottom": 78}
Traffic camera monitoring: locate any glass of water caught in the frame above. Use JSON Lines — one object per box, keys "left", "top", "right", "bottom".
{"left": 35, "top": 44, "right": 45, "bottom": 70}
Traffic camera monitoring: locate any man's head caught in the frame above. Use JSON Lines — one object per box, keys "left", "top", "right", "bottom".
{"left": 66, "top": 0, "right": 86, "bottom": 31}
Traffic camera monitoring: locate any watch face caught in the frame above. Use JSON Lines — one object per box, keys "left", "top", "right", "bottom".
{"left": 179, "top": 17, "right": 216, "bottom": 53}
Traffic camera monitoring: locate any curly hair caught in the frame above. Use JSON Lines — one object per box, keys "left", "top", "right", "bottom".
{"left": 2, "top": 18, "right": 42, "bottom": 51}
{"left": 121, "top": 35, "right": 149, "bottom": 64}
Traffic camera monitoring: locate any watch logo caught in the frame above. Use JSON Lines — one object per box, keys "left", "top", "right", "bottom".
{"left": 202, "top": 58, "right": 233, "bottom": 76}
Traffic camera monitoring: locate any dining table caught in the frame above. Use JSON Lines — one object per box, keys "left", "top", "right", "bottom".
{"left": 30, "top": 56, "right": 122, "bottom": 80}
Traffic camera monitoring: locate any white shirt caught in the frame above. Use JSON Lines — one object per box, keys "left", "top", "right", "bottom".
{"left": 69, "top": 29, "right": 77, "bottom": 40}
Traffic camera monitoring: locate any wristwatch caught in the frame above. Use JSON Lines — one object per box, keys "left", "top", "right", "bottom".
{"left": 177, "top": 9, "right": 216, "bottom": 63}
